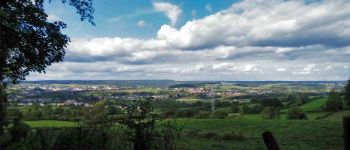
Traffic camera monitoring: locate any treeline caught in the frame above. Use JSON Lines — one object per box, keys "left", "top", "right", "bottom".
{"left": 1, "top": 99, "right": 181, "bottom": 150}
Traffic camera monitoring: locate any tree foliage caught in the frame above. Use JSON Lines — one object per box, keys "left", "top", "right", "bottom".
{"left": 0, "top": 0, "right": 94, "bottom": 134}
{"left": 260, "top": 98, "right": 283, "bottom": 108}
{"left": 324, "top": 90, "right": 343, "bottom": 112}
{"left": 286, "top": 106, "right": 307, "bottom": 120}
{"left": 344, "top": 78, "right": 350, "bottom": 109}
{"left": 261, "top": 106, "right": 280, "bottom": 119}
{"left": 106, "top": 98, "right": 180, "bottom": 150}
{"left": 0, "top": 0, "right": 94, "bottom": 83}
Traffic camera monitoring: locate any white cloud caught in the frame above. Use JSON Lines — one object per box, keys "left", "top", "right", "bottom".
{"left": 205, "top": 4, "right": 213, "bottom": 12}
{"left": 28, "top": 0, "right": 350, "bottom": 81}
{"left": 299, "top": 64, "right": 316, "bottom": 75}
{"left": 156, "top": 0, "right": 350, "bottom": 49}
{"left": 107, "top": 17, "right": 121, "bottom": 23}
{"left": 47, "top": 14, "right": 60, "bottom": 22}
{"left": 153, "top": 2, "right": 181, "bottom": 26}
{"left": 276, "top": 68, "right": 287, "bottom": 72}
{"left": 191, "top": 10, "right": 196, "bottom": 19}
{"left": 137, "top": 20, "right": 146, "bottom": 27}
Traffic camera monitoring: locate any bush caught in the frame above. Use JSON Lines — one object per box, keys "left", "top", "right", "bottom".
{"left": 194, "top": 111, "right": 211, "bottom": 119}
{"left": 286, "top": 107, "right": 308, "bottom": 120}
{"left": 230, "top": 104, "right": 240, "bottom": 113}
{"left": 186, "top": 130, "right": 246, "bottom": 141}
{"left": 198, "top": 131, "right": 218, "bottom": 139}
{"left": 183, "top": 129, "right": 200, "bottom": 137}
{"left": 163, "top": 109, "right": 177, "bottom": 118}
{"left": 220, "top": 132, "right": 246, "bottom": 141}
{"left": 261, "top": 107, "right": 280, "bottom": 119}
{"left": 209, "top": 111, "right": 228, "bottom": 119}
{"left": 241, "top": 105, "right": 263, "bottom": 114}
{"left": 175, "top": 109, "right": 196, "bottom": 118}
{"left": 261, "top": 98, "right": 283, "bottom": 108}
{"left": 324, "top": 90, "right": 343, "bottom": 112}
{"left": 241, "top": 105, "right": 250, "bottom": 114}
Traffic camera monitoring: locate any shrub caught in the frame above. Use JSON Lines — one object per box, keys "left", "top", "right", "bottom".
{"left": 163, "top": 109, "right": 176, "bottom": 118}
{"left": 220, "top": 132, "right": 246, "bottom": 141}
{"left": 324, "top": 90, "right": 343, "bottom": 112}
{"left": 286, "top": 107, "right": 308, "bottom": 120}
{"left": 261, "top": 98, "right": 283, "bottom": 108}
{"left": 183, "top": 129, "right": 200, "bottom": 137}
{"left": 241, "top": 105, "right": 250, "bottom": 114}
{"left": 261, "top": 107, "right": 280, "bottom": 119}
{"left": 198, "top": 131, "right": 218, "bottom": 139}
{"left": 194, "top": 111, "right": 211, "bottom": 119}
{"left": 230, "top": 104, "right": 240, "bottom": 113}
{"left": 209, "top": 111, "right": 228, "bottom": 119}
{"left": 241, "top": 105, "right": 263, "bottom": 114}
{"left": 175, "top": 109, "right": 196, "bottom": 118}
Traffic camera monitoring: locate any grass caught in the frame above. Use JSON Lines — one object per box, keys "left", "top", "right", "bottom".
{"left": 325, "top": 110, "right": 350, "bottom": 121}
{"left": 216, "top": 107, "right": 232, "bottom": 113}
{"left": 304, "top": 112, "right": 331, "bottom": 120}
{"left": 25, "top": 120, "right": 77, "bottom": 128}
{"left": 299, "top": 97, "right": 327, "bottom": 112}
{"left": 176, "top": 98, "right": 210, "bottom": 103}
{"left": 24, "top": 117, "right": 344, "bottom": 150}
{"left": 176, "top": 118, "right": 343, "bottom": 150}
{"left": 281, "top": 97, "right": 327, "bottom": 113}
{"left": 237, "top": 114, "right": 262, "bottom": 120}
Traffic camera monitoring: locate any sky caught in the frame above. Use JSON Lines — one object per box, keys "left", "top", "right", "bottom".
{"left": 27, "top": 0, "right": 350, "bottom": 81}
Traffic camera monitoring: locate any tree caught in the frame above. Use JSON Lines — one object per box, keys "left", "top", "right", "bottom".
{"left": 296, "top": 94, "right": 308, "bottom": 106}
{"left": 324, "top": 90, "right": 343, "bottom": 112}
{"left": 82, "top": 101, "right": 110, "bottom": 127}
{"left": 241, "top": 105, "right": 250, "bottom": 114}
{"left": 115, "top": 99, "right": 156, "bottom": 150}
{"left": 261, "top": 106, "right": 280, "bottom": 119}
{"left": 344, "top": 78, "right": 350, "bottom": 109}
{"left": 209, "top": 111, "right": 228, "bottom": 119}
{"left": 106, "top": 105, "right": 118, "bottom": 115}
{"left": 0, "top": 0, "right": 94, "bottom": 134}
{"left": 230, "top": 103, "right": 240, "bottom": 113}
{"left": 286, "top": 94, "right": 296, "bottom": 102}
{"left": 260, "top": 98, "right": 283, "bottom": 108}
{"left": 286, "top": 106, "right": 307, "bottom": 120}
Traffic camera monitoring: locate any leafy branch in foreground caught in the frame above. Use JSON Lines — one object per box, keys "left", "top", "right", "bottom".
{"left": 0, "top": 0, "right": 94, "bottom": 135}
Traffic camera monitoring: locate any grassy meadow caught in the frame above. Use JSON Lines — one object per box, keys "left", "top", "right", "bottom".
{"left": 22, "top": 97, "right": 348, "bottom": 149}
{"left": 24, "top": 118, "right": 343, "bottom": 150}
{"left": 25, "top": 120, "right": 78, "bottom": 128}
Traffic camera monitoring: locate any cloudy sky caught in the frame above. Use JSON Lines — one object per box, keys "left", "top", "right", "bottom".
{"left": 28, "top": 0, "right": 350, "bottom": 81}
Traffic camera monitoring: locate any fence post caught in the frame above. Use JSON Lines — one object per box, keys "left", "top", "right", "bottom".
{"left": 344, "top": 116, "right": 350, "bottom": 150}
{"left": 262, "top": 131, "right": 280, "bottom": 150}
{"left": 102, "top": 131, "right": 107, "bottom": 149}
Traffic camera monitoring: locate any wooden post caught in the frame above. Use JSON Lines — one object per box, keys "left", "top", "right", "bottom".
{"left": 344, "top": 117, "right": 350, "bottom": 150}
{"left": 102, "top": 131, "right": 107, "bottom": 149}
{"left": 262, "top": 131, "right": 280, "bottom": 150}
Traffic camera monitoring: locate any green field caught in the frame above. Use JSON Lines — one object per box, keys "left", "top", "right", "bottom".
{"left": 22, "top": 95, "right": 347, "bottom": 150}
{"left": 25, "top": 118, "right": 343, "bottom": 150}
{"left": 281, "top": 97, "right": 327, "bottom": 114}
{"left": 300, "top": 97, "right": 327, "bottom": 112}
{"left": 25, "top": 120, "right": 77, "bottom": 128}
{"left": 176, "top": 98, "right": 209, "bottom": 103}
{"left": 326, "top": 110, "right": 350, "bottom": 120}
{"left": 176, "top": 119, "right": 343, "bottom": 150}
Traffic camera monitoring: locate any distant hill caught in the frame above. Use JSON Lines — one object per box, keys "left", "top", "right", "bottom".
{"left": 21, "top": 80, "right": 176, "bottom": 87}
